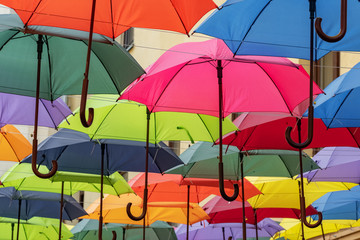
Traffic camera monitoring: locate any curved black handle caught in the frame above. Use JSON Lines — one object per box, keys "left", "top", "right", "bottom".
{"left": 112, "top": 231, "right": 117, "bottom": 240}
{"left": 315, "top": 0, "right": 347, "bottom": 42}
{"left": 304, "top": 212, "right": 323, "bottom": 228}
{"left": 218, "top": 162, "right": 239, "bottom": 201}
{"left": 79, "top": 76, "right": 94, "bottom": 128}
{"left": 31, "top": 139, "right": 57, "bottom": 178}
{"left": 126, "top": 189, "right": 148, "bottom": 221}
{"left": 285, "top": 106, "right": 314, "bottom": 149}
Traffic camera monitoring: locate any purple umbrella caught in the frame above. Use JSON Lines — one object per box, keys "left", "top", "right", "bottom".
{"left": 176, "top": 220, "right": 283, "bottom": 240}
{"left": 0, "top": 92, "right": 71, "bottom": 128}
{"left": 304, "top": 147, "right": 360, "bottom": 183}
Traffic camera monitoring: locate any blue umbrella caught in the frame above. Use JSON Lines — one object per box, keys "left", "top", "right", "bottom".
{"left": 308, "top": 61, "right": 360, "bottom": 128}
{"left": 22, "top": 128, "right": 182, "bottom": 175}
{"left": 312, "top": 185, "right": 360, "bottom": 221}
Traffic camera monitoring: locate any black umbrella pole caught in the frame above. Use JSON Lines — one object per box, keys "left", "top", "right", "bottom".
{"left": 59, "top": 181, "right": 64, "bottom": 240}
{"left": 187, "top": 185, "right": 190, "bottom": 240}
{"left": 16, "top": 200, "right": 21, "bottom": 240}
{"left": 254, "top": 209, "right": 258, "bottom": 240}
{"left": 99, "top": 144, "right": 105, "bottom": 240}
{"left": 222, "top": 227, "right": 225, "bottom": 240}
{"left": 240, "top": 153, "right": 246, "bottom": 240}
{"left": 298, "top": 181, "right": 305, "bottom": 240}
{"left": 11, "top": 223, "right": 14, "bottom": 240}
{"left": 321, "top": 223, "right": 325, "bottom": 240}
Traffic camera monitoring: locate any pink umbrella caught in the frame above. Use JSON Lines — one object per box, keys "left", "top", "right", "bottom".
{"left": 222, "top": 113, "right": 360, "bottom": 151}
{"left": 120, "top": 39, "right": 322, "bottom": 237}
{"left": 120, "top": 39, "right": 322, "bottom": 199}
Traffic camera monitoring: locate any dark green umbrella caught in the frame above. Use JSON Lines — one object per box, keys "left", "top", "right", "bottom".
{"left": 0, "top": 28, "right": 144, "bottom": 179}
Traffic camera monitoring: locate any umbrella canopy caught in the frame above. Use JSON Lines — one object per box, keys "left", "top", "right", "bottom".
{"left": 304, "top": 147, "right": 360, "bottom": 183}
{"left": 0, "top": 125, "right": 31, "bottom": 162}
{"left": 195, "top": 0, "right": 360, "bottom": 60}
{"left": 0, "top": 217, "right": 73, "bottom": 240}
{"left": 176, "top": 220, "right": 283, "bottom": 240}
{"left": 82, "top": 193, "right": 209, "bottom": 226}
{"left": 59, "top": 97, "right": 238, "bottom": 142}
{"left": 21, "top": 128, "right": 183, "bottom": 175}
{"left": 0, "top": 29, "right": 144, "bottom": 101}
{"left": 166, "top": 142, "right": 319, "bottom": 180}
{"left": 221, "top": 113, "right": 360, "bottom": 151}
{"left": 0, "top": 92, "right": 71, "bottom": 128}
{"left": 129, "top": 172, "right": 261, "bottom": 203}
{"left": 311, "top": 185, "right": 360, "bottom": 221}
{"left": 0, "top": 163, "right": 133, "bottom": 196}
{"left": 309, "top": 61, "right": 360, "bottom": 128}
{"left": 0, "top": 187, "right": 86, "bottom": 221}
{"left": 0, "top": 0, "right": 217, "bottom": 38}
{"left": 71, "top": 219, "right": 177, "bottom": 240}
{"left": 247, "top": 178, "right": 356, "bottom": 210}
{"left": 202, "top": 196, "right": 318, "bottom": 225}
{"left": 120, "top": 39, "right": 321, "bottom": 117}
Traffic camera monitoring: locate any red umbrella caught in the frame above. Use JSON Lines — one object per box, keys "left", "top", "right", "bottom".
{"left": 221, "top": 113, "right": 360, "bottom": 151}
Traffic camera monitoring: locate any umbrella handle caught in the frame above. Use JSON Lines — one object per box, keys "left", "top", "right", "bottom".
{"left": 285, "top": 106, "right": 314, "bottom": 149}
{"left": 112, "top": 231, "right": 117, "bottom": 240}
{"left": 303, "top": 212, "right": 323, "bottom": 228}
{"left": 79, "top": 76, "right": 94, "bottom": 128}
{"left": 126, "top": 189, "right": 148, "bottom": 221}
{"left": 219, "top": 162, "right": 239, "bottom": 201}
{"left": 31, "top": 139, "right": 58, "bottom": 178}
{"left": 315, "top": 0, "right": 347, "bottom": 42}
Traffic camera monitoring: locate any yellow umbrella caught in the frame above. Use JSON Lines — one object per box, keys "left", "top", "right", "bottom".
{"left": 273, "top": 218, "right": 360, "bottom": 240}
{"left": 82, "top": 193, "right": 209, "bottom": 226}
{"left": 247, "top": 177, "right": 356, "bottom": 209}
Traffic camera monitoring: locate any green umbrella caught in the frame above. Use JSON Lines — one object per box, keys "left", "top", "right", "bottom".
{"left": 0, "top": 29, "right": 144, "bottom": 179}
{"left": 71, "top": 219, "right": 177, "bottom": 240}
{"left": 166, "top": 142, "right": 319, "bottom": 179}
{"left": 0, "top": 216, "right": 73, "bottom": 240}
{"left": 59, "top": 96, "right": 238, "bottom": 143}
{"left": 0, "top": 163, "right": 133, "bottom": 196}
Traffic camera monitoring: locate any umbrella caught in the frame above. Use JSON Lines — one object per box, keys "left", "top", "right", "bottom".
{"left": 0, "top": 124, "right": 31, "bottom": 162}
{"left": 309, "top": 61, "right": 360, "bottom": 128}
{"left": 71, "top": 219, "right": 177, "bottom": 240}
{"left": 0, "top": 92, "right": 71, "bottom": 128}
{"left": 304, "top": 147, "right": 360, "bottom": 183}
{"left": 82, "top": 193, "right": 209, "bottom": 226}
{"left": 176, "top": 220, "right": 283, "bottom": 240}
{"left": 0, "top": 217, "right": 73, "bottom": 240}
{"left": 59, "top": 96, "right": 237, "bottom": 228}
{"left": 119, "top": 38, "right": 321, "bottom": 209}
{"left": 0, "top": 28, "right": 144, "bottom": 179}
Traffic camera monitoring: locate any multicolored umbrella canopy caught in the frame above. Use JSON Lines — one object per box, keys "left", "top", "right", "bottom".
{"left": 304, "top": 147, "right": 360, "bottom": 183}
{"left": 0, "top": 0, "right": 217, "bottom": 38}
{"left": 0, "top": 92, "right": 71, "bottom": 128}
{"left": 0, "top": 163, "right": 134, "bottom": 196}
{"left": 309, "top": 61, "right": 360, "bottom": 128}
{"left": 71, "top": 219, "right": 177, "bottom": 240}
{"left": 0, "top": 217, "right": 73, "bottom": 240}
{"left": 166, "top": 141, "right": 319, "bottom": 179}
{"left": 221, "top": 113, "right": 360, "bottom": 151}
{"left": 0, "top": 125, "right": 31, "bottom": 162}
{"left": 59, "top": 97, "right": 237, "bottom": 142}
{"left": 82, "top": 193, "right": 209, "bottom": 226}
{"left": 195, "top": 0, "right": 360, "bottom": 60}
{"left": 120, "top": 39, "right": 321, "bottom": 117}
{"left": 129, "top": 172, "right": 261, "bottom": 203}
{"left": 247, "top": 178, "right": 356, "bottom": 209}
{"left": 176, "top": 220, "right": 283, "bottom": 240}
{"left": 22, "top": 128, "right": 183, "bottom": 175}
{"left": 0, "top": 187, "right": 86, "bottom": 221}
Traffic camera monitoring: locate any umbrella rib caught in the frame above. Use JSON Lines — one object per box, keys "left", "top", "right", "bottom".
{"left": 91, "top": 104, "right": 117, "bottom": 139}
{"left": 345, "top": 127, "right": 360, "bottom": 149}
{"left": 239, "top": 125, "right": 258, "bottom": 152}
{"left": 278, "top": 155, "right": 294, "bottom": 178}
{"left": 23, "top": 0, "right": 44, "bottom": 27}
{"left": 80, "top": 40, "right": 121, "bottom": 95}
{"left": 39, "top": 99, "right": 57, "bottom": 129}
{"left": 197, "top": 114, "right": 215, "bottom": 142}
{"left": 232, "top": 0, "right": 272, "bottom": 56}
{"left": 109, "top": 0, "right": 115, "bottom": 40}
{"left": 169, "top": 0, "right": 190, "bottom": 36}
{"left": 327, "top": 89, "right": 353, "bottom": 128}
{"left": 2, "top": 131, "right": 21, "bottom": 162}
{"left": 0, "top": 31, "right": 19, "bottom": 52}
{"left": 254, "top": 62, "right": 293, "bottom": 115}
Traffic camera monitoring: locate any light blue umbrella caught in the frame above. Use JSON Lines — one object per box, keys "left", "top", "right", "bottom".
{"left": 307, "top": 61, "right": 360, "bottom": 128}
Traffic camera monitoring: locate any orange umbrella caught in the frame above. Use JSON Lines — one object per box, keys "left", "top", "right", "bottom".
{"left": 82, "top": 193, "right": 209, "bottom": 226}
{"left": 129, "top": 173, "right": 261, "bottom": 203}
{"left": 0, "top": 125, "right": 31, "bottom": 162}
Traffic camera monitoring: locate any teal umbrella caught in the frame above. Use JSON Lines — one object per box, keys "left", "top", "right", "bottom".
{"left": 0, "top": 28, "right": 144, "bottom": 179}
{"left": 71, "top": 219, "right": 177, "bottom": 240}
